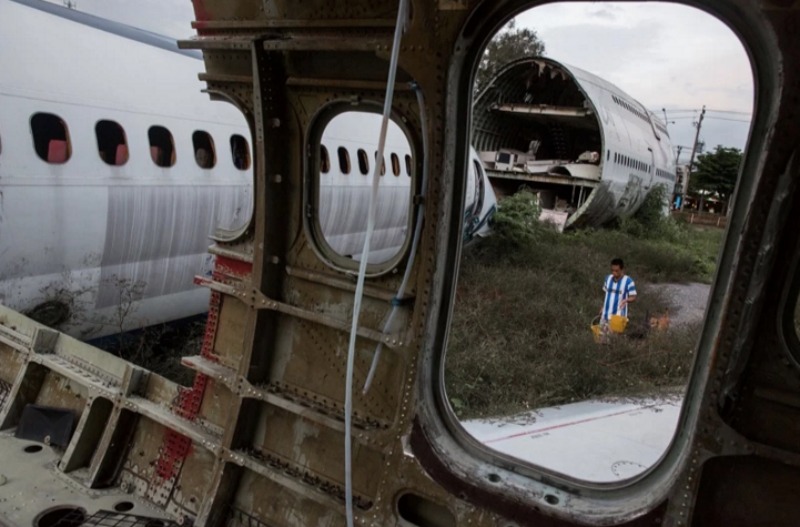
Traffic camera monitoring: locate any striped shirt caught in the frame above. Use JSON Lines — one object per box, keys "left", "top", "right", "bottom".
{"left": 602, "top": 275, "right": 637, "bottom": 320}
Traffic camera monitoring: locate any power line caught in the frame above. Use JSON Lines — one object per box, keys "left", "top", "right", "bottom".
{"left": 654, "top": 108, "right": 752, "bottom": 116}
{"left": 703, "top": 116, "right": 751, "bottom": 123}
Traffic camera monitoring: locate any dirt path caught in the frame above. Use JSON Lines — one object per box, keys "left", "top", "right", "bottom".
{"left": 646, "top": 282, "right": 711, "bottom": 326}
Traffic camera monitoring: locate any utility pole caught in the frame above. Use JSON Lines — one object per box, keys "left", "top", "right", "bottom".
{"left": 684, "top": 105, "right": 706, "bottom": 211}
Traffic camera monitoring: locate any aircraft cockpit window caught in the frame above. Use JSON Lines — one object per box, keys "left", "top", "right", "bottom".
{"left": 230, "top": 134, "right": 251, "bottom": 170}
{"left": 31, "top": 112, "right": 71, "bottom": 164}
{"left": 357, "top": 149, "right": 370, "bottom": 175}
{"left": 192, "top": 130, "right": 216, "bottom": 169}
{"left": 95, "top": 120, "right": 128, "bottom": 166}
{"left": 445, "top": 2, "right": 751, "bottom": 486}
{"left": 148, "top": 125, "right": 175, "bottom": 167}
{"left": 313, "top": 110, "right": 413, "bottom": 268}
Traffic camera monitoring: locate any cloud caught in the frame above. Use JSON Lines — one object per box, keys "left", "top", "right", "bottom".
{"left": 514, "top": 2, "right": 753, "bottom": 150}
{"left": 589, "top": 8, "right": 616, "bottom": 21}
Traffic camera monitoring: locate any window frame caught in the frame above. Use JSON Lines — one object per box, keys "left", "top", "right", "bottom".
{"left": 303, "top": 102, "right": 418, "bottom": 277}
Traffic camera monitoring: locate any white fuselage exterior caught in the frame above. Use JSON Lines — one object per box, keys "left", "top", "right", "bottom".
{"left": 0, "top": 0, "right": 253, "bottom": 339}
{"left": 567, "top": 62, "right": 675, "bottom": 226}
{"left": 318, "top": 111, "right": 496, "bottom": 264}
{"left": 0, "top": 0, "right": 496, "bottom": 340}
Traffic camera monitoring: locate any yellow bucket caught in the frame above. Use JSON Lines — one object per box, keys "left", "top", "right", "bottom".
{"left": 609, "top": 314, "right": 628, "bottom": 334}
{"left": 591, "top": 323, "right": 603, "bottom": 343}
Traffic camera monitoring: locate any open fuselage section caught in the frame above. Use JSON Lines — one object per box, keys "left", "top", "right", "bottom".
{"left": 473, "top": 57, "right": 676, "bottom": 228}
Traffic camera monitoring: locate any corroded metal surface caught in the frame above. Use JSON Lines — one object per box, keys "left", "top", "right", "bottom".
{"left": 1, "top": 0, "right": 800, "bottom": 526}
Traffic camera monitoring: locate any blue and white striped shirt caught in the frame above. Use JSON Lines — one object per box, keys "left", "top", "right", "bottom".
{"left": 602, "top": 275, "right": 637, "bottom": 320}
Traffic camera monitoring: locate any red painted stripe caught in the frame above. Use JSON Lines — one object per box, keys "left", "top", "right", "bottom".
{"left": 483, "top": 404, "right": 659, "bottom": 445}
{"left": 215, "top": 255, "right": 253, "bottom": 277}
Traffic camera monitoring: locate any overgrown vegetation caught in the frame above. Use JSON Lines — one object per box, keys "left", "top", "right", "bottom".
{"left": 96, "top": 318, "right": 204, "bottom": 387}
{"left": 446, "top": 187, "right": 724, "bottom": 419}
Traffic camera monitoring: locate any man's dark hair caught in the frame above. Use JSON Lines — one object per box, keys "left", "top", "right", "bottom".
{"left": 611, "top": 258, "right": 624, "bottom": 268}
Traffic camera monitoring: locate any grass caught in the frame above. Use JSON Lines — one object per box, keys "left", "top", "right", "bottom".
{"left": 445, "top": 190, "right": 724, "bottom": 419}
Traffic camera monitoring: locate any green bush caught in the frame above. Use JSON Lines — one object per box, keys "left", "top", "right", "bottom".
{"left": 490, "top": 188, "right": 546, "bottom": 247}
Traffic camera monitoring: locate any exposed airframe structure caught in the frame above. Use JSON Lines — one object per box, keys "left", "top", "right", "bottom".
{"left": 0, "top": 0, "right": 799, "bottom": 526}
{"left": 472, "top": 57, "right": 676, "bottom": 228}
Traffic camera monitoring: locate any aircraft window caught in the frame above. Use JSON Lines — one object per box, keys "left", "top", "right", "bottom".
{"left": 405, "top": 154, "right": 412, "bottom": 176}
{"left": 320, "top": 145, "right": 330, "bottom": 174}
{"left": 391, "top": 153, "right": 401, "bottom": 176}
{"left": 230, "top": 134, "right": 251, "bottom": 170}
{"left": 148, "top": 125, "right": 175, "bottom": 167}
{"left": 95, "top": 120, "right": 128, "bottom": 166}
{"left": 315, "top": 110, "right": 413, "bottom": 267}
{"left": 31, "top": 112, "right": 71, "bottom": 164}
{"left": 375, "top": 151, "right": 387, "bottom": 175}
{"left": 357, "top": 149, "right": 370, "bottom": 175}
{"left": 338, "top": 147, "right": 351, "bottom": 174}
{"left": 450, "top": 2, "right": 750, "bottom": 486}
{"left": 192, "top": 130, "right": 216, "bottom": 169}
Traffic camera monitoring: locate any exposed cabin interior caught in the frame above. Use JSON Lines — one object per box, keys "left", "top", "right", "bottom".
{"left": 472, "top": 60, "right": 603, "bottom": 216}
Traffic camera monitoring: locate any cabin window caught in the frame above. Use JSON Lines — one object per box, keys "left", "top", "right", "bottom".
{"left": 391, "top": 153, "right": 401, "bottom": 176}
{"left": 192, "top": 130, "right": 216, "bottom": 169}
{"left": 440, "top": 2, "right": 753, "bottom": 494}
{"left": 338, "top": 147, "right": 351, "bottom": 174}
{"left": 31, "top": 112, "right": 71, "bottom": 164}
{"left": 95, "top": 120, "right": 128, "bottom": 166}
{"left": 230, "top": 134, "right": 251, "bottom": 170}
{"left": 314, "top": 110, "right": 413, "bottom": 269}
{"left": 375, "top": 151, "right": 386, "bottom": 175}
{"left": 357, "top": 149, "right": 370, "bottom": 175}
{"left": 405, "top": 154, "right": 412, "bottom": 176}
{"left": 148, "top": 125, "right": 175, "bottom": 167}
{"left": 320, "top": 145, "right": 330, "bottom": 174}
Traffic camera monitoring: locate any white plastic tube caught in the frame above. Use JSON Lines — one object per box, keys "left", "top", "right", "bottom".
{"left": 362, "top": 82, "right": 430, "bottom": 394}
{"left": 344, "top": 1, "right": 410, "bottom": 525}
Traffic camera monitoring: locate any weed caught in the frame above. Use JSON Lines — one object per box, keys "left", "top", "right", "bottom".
{"left": 445, "top": 207, "right": 720, "bottom": 419}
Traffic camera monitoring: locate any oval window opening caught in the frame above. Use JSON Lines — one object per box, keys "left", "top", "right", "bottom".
{"left": 148, "top": 125, "right": 175, "bottom": 167}
{"left": 447, "top": 1, "right": 751, "bottom": 483}
{"left": 316, "top": 111, "right": 413, "bottom": 266}
{"left": 230, "top": 134, "right": 251, "bottom": 170}
{"left": 31, "top": 113, "right": 71, "bottom": 164}
{"left": 96, "top": 119, "right": 128, "bottom": 166}
{"left": 193, "top": 130, "right": 216, "bottom": 169}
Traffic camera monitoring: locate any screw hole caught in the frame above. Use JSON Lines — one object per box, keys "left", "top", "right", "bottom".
{"left": 113, "top": 501, "right": 134, "bottom": 512}
{"left": 24, "top": 444, "right": 43, "bottom": 453}
{"left": 487, "top": 473, "right": 501, "bottom": 483}
{"left": 544, "top": 494, "right": 559, "bottom": 505}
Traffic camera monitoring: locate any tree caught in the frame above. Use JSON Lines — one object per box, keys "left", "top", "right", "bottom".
{"left": 688, "top": 145, "right": 742, "bottom": 213}
{"left": 475, "top": 19, "right": 546, "bottom": 94}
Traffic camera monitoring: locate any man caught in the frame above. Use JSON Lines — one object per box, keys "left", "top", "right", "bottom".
{"left": 601, "top": 258, "right": 637, "bottom": 324}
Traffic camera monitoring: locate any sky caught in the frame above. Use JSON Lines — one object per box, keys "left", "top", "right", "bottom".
{"left": 515, "top": 3, "right": 754, "bottom": 161}
{"left": 46, "top": 0, "right": 754, "bottom": 163}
